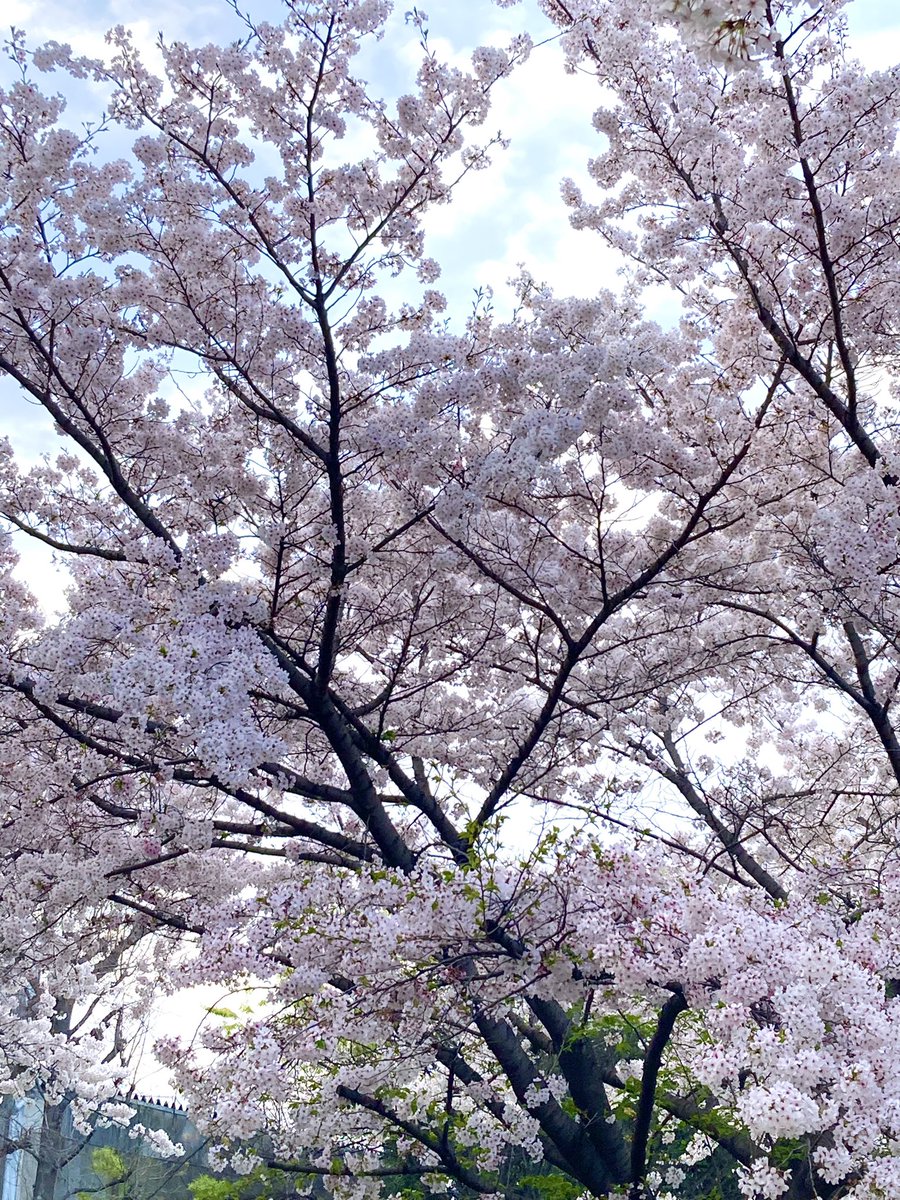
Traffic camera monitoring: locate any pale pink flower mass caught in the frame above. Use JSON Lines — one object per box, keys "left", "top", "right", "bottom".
{"left": 1, "top": 0, "right": 900, "bottom": 1197}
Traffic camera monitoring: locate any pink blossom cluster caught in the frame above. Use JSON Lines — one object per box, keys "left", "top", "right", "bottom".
{"left": 1, "top": 0, "right": 900, "bottom": 1197}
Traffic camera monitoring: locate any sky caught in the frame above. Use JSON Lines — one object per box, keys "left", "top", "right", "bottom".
{"left": 5, "top": 0, "right": 613, "bottom": 309}
{"left": 2, "top": 0, "right": 896, "bottom": 410}
{"left": 2, "top": 0, "right": 898, "bottom": 475}
{"left": 2, "top": 0, "right": 899, "bottom": 1094}
{"left": 3, "top": 0, "right": 899, "bottom": 329}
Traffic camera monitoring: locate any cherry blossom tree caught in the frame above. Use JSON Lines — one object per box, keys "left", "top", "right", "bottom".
{"left": 1, "top": 0, "right": 900, "bottom": 1196}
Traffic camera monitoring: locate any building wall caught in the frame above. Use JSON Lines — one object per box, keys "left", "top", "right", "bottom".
{"left": 0, "top": 1094, "right": 208, "bottom": 1200}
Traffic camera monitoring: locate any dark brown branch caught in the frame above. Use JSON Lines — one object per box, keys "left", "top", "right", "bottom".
{"left": 659, "top": 733, "right": 788, "bottom": 903}
{"left": 527, "top": 996, "right": 631, "bottom": 1182}
{"left": 335, "top": 1085, "right": 494, "bottom": 1193}
{"left": 0, "top": 511, "right": 128, "bottom": 561}
{"left": 108, "top": 894, "right": 200, "bottom": 936}
{"left": 473, "top": 1009, "right": 625, "bottom": 1194}
{"left": 629, "top": 987, "right": 688, "bottom": 1198}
